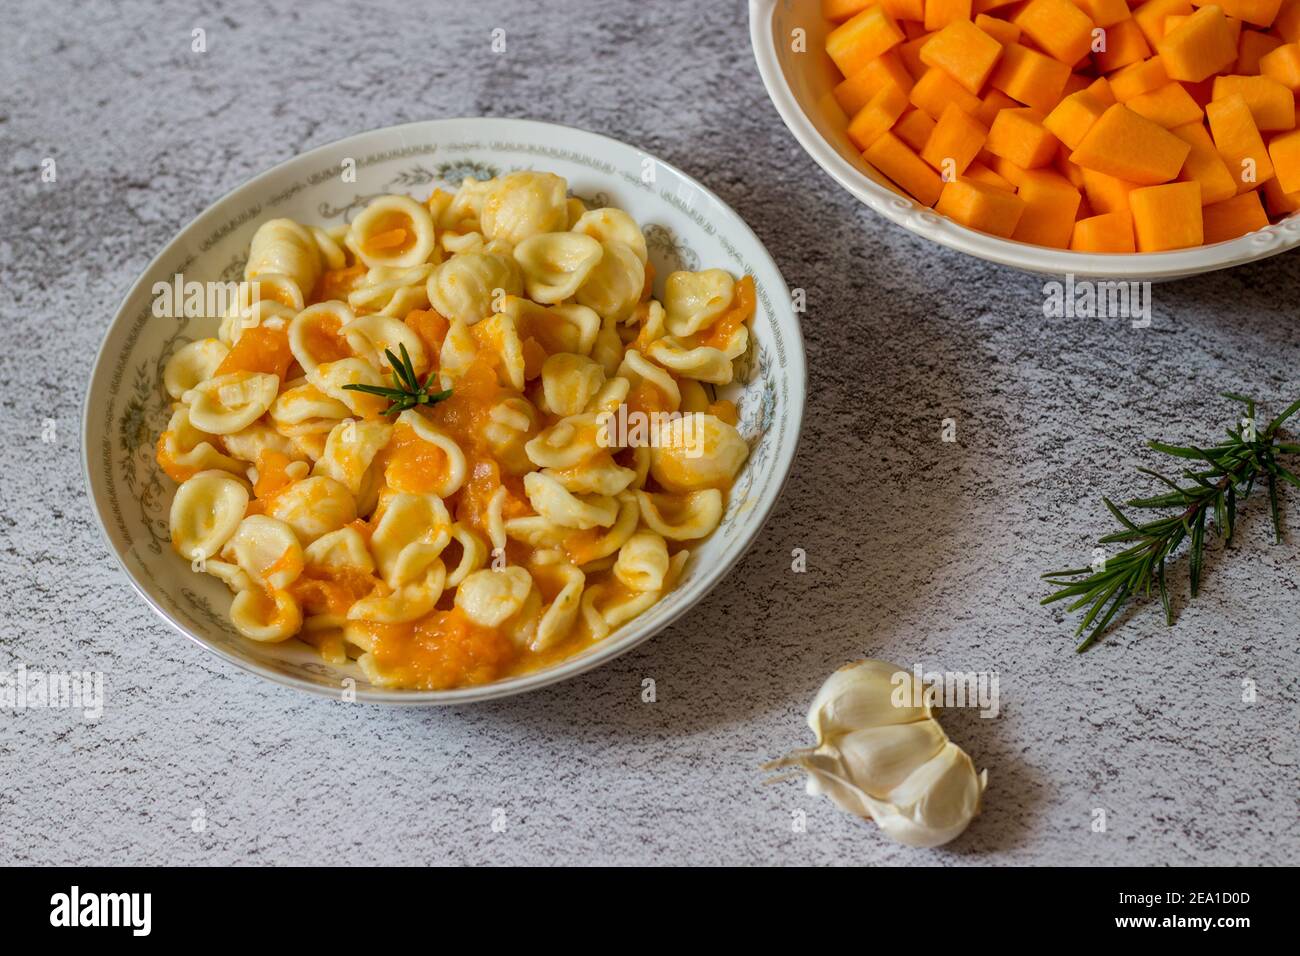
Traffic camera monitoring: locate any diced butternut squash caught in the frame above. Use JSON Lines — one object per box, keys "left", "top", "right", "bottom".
{"left": 1211, "top": 75, "right": 1296, "bottom": 129}
{"left": 1013, "top": 0, "right": 1098, "bottom": 65}
{"left": 987, "top": 106, "right": 1061, "bottom": 165}
{"left": 1093, "top": 18, "right": 1155, "bottom": 72}
{"left": 1201, "top": 190, "right": 1269, "bottom": 241}
{"left": 925, "top": 0, "right": 974, "bottom": 30}
{"left": 1129, "top": 180, "right": 1204, "bottom": 248}
{"left": 1190, "top": 0, "right": 1283, "bottom": 28}
{"left": 922, "top": 102, "right": 991, "bottom": 173}
{"left": 964, "top": 159, "right": 1017, "bottom": 189}
{"left": 864, "top": 131, "right": 946, "bottom": 204}
{"left": 1109, "top": 57, "right": 1170, "bottom": 100}
{"left": 909, "top": 66, "right": 985, "bottom": 118}
{"left": 848, "top": 83, "right": 912, "bottom": 148}
{"left": 1236, "top": 31, "right": 1283, "bottom": 74}
{"left": 1074, "top": 0, "right": 1133, "bottom": 28}
{"left": 895, "top": 108, "right": 939, "bottom": 149}
{"left": 824, "top": 0, "right": 876, "bottom": 21}
{"left": 1069, "top": 103, "right": 1192, "bottom": 182}
{"left": 1171, "top": 119, "right": 1240, "bottom": 202}
{"left": 990, "top": 43, "right": 1073, "bottom": 110}
{"left": 920, "top": 18, "right": 1005, "bottom": 91}
{"left": 1082, "top": 167, "right": 1141, "bottom": 210}
{"left": 1262, "top": 172, "right": 1300, "bottom": 213}
{"left": 1044, "top": 90, "right": 1109, "bottom": 147}
{"left": 817, "top": 0, "right": 1294, "bottom": 251}
{"left": 1126, "top": 81, "right": 1205, "bottom": 126}
{"left": 1267, "top": 127, "right": 1300, "bottom": 192}
{"left": 1206, "top": 92, "right": 1276, "bottom": 191}
{"left": 1071, "top": 210, "right": 1138, "bottom": 249}
{"left": 975, "top": 12, "right": 1022, "bottom": 43}
{"left": 1156, "top": 5, "right": 1238, "bottom": 81}
{"left": 1132, "top": 0, "right": 1194, "bottom": 46}
{"left": 834, "top": 52, "right": 916, "bottom": 115}
{"left": 827, "top": 6, "right": 908, "bottom": 76}
{"left": 1259, "top": 42, "right": 1300, "bottom": 91}
{"left": 936, "top": 177, "right": 1028, "bottom": 234}
{"left": 1012, "top": 169, "right": 1083, "bottom": 246}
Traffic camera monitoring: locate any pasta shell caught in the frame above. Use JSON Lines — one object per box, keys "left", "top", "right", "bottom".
{"left": 183, "top": 371, "right": 280, "bottom": 435}
{"left": 664, "top": 269, "right": 735, "bottom": 337}
{"left": 636, "top": 488, "right": 723, "bottom": 541}
{"left": 264, "top": 476, "right": 357, "bottom": 545}
{"left": 480, "top": 171, "right": 569, "bottom": 245}
{"left": 649, "top": 414, "right": 749, "bottom": 493}
{"left": 513, "top": 232, "right": 603, "bottom": 304}
{"left": 169, "top": 470, "right": 249, "bottom": 561}
{"left": 576, "top": 240, "right": 645, "bottom": 322}
{"left": 223, "top": 515, "right": 304, "bottom": 590}
{"left": 571, "top": 208, "right": 648, "bottom": 264}
{"left": 163, "top": 338, "right": 229, "bottom": 400}
{"left": 349, "top": 194, "right": 438, "bottom": 268}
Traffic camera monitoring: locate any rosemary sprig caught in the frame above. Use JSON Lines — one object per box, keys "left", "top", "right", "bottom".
{"left": 1043, "top": 392, "right": 1300, "bottom": 652}
{"left": 342, "top": 343, "right": 451, "bottom": 417}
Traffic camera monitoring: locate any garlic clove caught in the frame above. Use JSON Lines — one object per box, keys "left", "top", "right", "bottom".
{"left": 807, "top": 659, "right": 931, "bottom": 741}
{"left": 857, "top": 743, "right": 988, "bottom": 849}
{"left": 834, "top": 720, "right": 950, "bottom": 799}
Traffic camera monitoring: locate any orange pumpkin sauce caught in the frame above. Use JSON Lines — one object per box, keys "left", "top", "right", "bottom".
{"left": 289, "top": 566, "right": 377, "bottom": 617}
{"left": 360, "top": 608, "right": 516, "bottom": 690}
{"left": 313, "top": 263, "right": 367, "bottom": 303}
{"left": 215, "top": 325, "right": 294, "bottom": 380}
{"left": 362, "top": 212, "right": 417, "bottom": 257}
{"left": 405, "top": 309, "right": 449, "bottom": 358}
{"left": 700, "top": 274, "right": 755, "bottom": 351}
{"left": 300, "top": 312, "right": 354, "bottom": 364}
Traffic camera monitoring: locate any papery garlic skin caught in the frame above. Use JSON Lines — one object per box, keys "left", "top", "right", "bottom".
{"left": 771, "top": 659, "right": 987, "bottom": 849}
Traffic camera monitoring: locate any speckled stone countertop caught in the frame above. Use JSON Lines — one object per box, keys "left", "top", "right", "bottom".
{"left": 1, "top": 0, "right": 1297, "bottom": 866}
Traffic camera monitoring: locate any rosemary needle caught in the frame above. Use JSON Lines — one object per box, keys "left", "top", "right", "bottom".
{"left": 1043, "top": 393, "right": 1300, "bottom": 652}
{"left": 342, "top": 342, "right": 451, "bottom": 417}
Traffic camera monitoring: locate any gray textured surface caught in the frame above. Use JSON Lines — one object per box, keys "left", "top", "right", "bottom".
{"left": 2, "top": 0, "right": 1298, "bottom": 866}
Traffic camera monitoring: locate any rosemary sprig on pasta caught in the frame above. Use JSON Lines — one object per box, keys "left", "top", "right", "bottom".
{"left": 343, "top": 343, "right": 451, "bottom": 416}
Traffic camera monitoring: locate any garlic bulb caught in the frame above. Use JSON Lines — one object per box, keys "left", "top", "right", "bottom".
{"left": 768, "top": 659, "right": 987, "bottom": 848}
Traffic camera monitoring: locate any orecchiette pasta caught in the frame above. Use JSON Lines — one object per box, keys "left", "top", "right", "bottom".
{"left": 157, "top": 171, "right": 757, "bottom": 690}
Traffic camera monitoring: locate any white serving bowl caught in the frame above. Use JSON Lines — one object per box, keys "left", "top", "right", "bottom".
{"left": 750, "top": 0, "right": 1300, "bottom": 279}
{"left": 83, "top": 117, "right": 806, "bottom": 704}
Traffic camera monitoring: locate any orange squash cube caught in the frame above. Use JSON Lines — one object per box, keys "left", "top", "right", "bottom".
{"left": 1082, "top": 167, "right": 1142, "bottom": 210}
{"left": 989, "top": 153, "right": 1031, "bottom": 185}
{"left": 848, "top": 83, "right": 912, "bottom": 149}
{"left": 989, "top": 43, "right": 1073, "bottom": 111}
{"left": 1069, "top": 103, "right": 1192, "bottom": 182}
{"left": 936, "top": 178, "right": 1028, "bottom": 235}
{"left": 1129, "top": 181, "right": 1204, "bottom": 249}
{"left": 925, "top": 0, "right": 974, "bottom": 31}
{"left": 834, "top": 52, "right": 916, "bottom": 115}
{"left": 1013, "top": 0, "right": 1098, "bottom": 65}
{"left": 1191, "top": 0, "right": 1283, "bottom": 27}
{"left": 864, "top": 131, "right": 946, "bottom": 205}
{"left": 1071, "top": 210, "right": 1138, "bottom": 250}
{"left": 975, "top": 13, "right": 1022, "bottom": 44}
{"left": 964, "top": 159, "right": 1017, "bottom": 189}
{"left": 827, "top": 5, "right": 907, "bottom": 77}
{"left": 884, "top": 0, "right": 928, "bottom": 18}
{"left": 1206, "top": 92, "right": 1276, "bottom": 191}
{"left": 922, "top": 103, "right": 991, "bottom": 174}
{"left": 1074, "top": 0, "right": 1134, "bottom": 27}
{"left": 977, "top": 88, "right": 1021, "bottom": 126}
{"left": 1262, "top": 172, "right": 1300, "bottom": 213}
{"left": 987, "top": 107, "right": 1061, "bottom": 166}
{"left": 894, "top": 108, "right": 938, "bottom": 150}
{"left": 1171, "top": 120, "right": 1241, "bottom": 203}
{"left": 1109, "top": 57, "right": 1171, "bottom": 100}
{"left": 1259, "top": 42, "right": 1300, "bottom": 91}
{"left": 1093, "top": 18, "right": 1154, "bottom": 72}
{"left": 909, "top": 66, "right": 985, "bottom": 119}
{"left": 898, "top": 34, "right": 935, "bottom": 79}
{"left": 1088, "top": 76, "right": 1118, "bottom": 104}
{"left": 1201, "top": 190, "right": 1269, "bottom": 241}
{"left": 1236, "top": 31, "right": 1284, "bottom": 74}
{"left": 1132, "top": 0, "right": 1194, "bottom": 46}
{"left": 1211, "top": 74, "right": 1296, "bottom": 129}
{"left": 823, "top": 0, "right": 876, "bottom": 20}
{"left": 1267, "top": 127, "right": 1300, "bottom": 192}
{"left": 1157, "top": 5, "right": 1239, "bottom": 81}
{"left": 920, "top": 19, "right": 1005, "bottom": 93}
{"left": 1126, "top": 82, "right": 1205, "bottom": 126}
{"left": 1044, "top": 90, "right": 1110, "bottom": 148}
{"left": 1276, "top": 0, "right": 1300, "bottom": 39}
{"left": 1012, "top": 169, "right": 1083, "bottom": 247}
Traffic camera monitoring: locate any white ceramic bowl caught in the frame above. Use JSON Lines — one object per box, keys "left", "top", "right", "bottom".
{"left": 83, "top": 117, "right": 806, "bottom": 704}
{"left": 750, "top": 0, "right": 1300, "bottom": 279}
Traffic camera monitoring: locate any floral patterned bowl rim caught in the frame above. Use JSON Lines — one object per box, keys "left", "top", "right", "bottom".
{"left": 750, "top": 0, "right": 1300, "bottom": 280}
{"left": 82, "top": 117, "right": 807, "bottom": 704}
